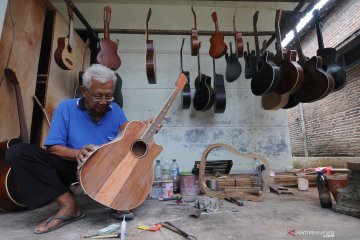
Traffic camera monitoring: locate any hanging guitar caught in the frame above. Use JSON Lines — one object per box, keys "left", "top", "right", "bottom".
{"left": 292, "top": 15, "right": 334, "bottom": 103}
{"left": 251, "top": 11, "right": 280, "bottom": 96}
{"left": 233, "top": 9, "right": 243, "bottom": 58}
{"left": 193, "top": 42, "right": 215, "bottom": 111}
{"left": 54, "top": 0, "right": 76, "bottom": 70}
{"left": 180, "top": 38, "right": 191, "bottom": 109}
{"left": 0, "top": 69, "right": 29, "bottom": 211}
{"left": 213, "top": 59, "right": 226, "bottom": 113}
{"left": 313, "top": 10, "right": 346, "bottom": 92}
{"left": 190, "top": 6, "right": 200, "bottom": 56}
{"left": 209, "top": 12, "right": 227, "bottom": 59}
{"left": 243, "top": 42, "right": 256, "bottom": 79}
{"left": 145, "top": 8, "right": 156, "bottom": 84}
{"left": 96, "top": 6, "right": 121, "bottom": 70}
{"left": 225, "top": 42, "right": 242, "bottom": 82}
{"left": 78, "top": 73, "right": 188, "bottom": 210}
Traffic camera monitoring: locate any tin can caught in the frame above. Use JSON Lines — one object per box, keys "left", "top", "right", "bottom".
{"left": 161, "top": 180, "right": 173, "bottom": 198}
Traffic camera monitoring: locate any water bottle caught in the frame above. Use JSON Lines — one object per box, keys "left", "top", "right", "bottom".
{"left": 154, "top": 160, "right": 163, "bottom": 181}
{"left": 316, "top": 171, "right": 332, "bottom": 208}
{"left": 170, "top": 159, "right": 180, "bottom": 193}
{"left": 162, "top": 160, "right": 171, "bottom": 180}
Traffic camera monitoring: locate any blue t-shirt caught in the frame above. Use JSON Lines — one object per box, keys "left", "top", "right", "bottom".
{"left": 44, "top": 98, "right": 127, "bottom": 149}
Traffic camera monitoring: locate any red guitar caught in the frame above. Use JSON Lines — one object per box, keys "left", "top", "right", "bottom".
{"left": 190, "top": 6, "right": 200, "bottom": 56}
{"left": 96, "top": 6, "right": 121, "bottom": 70}
{"left": 209, "top": 12, "right": 227, "bottom": 59}
{"left": 54, "top": 0, "right": 76, "bottom": 70}
{"left": 145, "top": 8, "right": 156, "bottom": 84}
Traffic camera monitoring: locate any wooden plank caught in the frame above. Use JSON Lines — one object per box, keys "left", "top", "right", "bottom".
{"left": 0, "top": 0, "right": 47, "bottom": 142}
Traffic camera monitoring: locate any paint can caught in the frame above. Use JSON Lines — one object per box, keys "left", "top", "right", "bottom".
{"left": 161, "top": 180, "right": 173, "bottom": 198}
{"left": 179, "top": 172, "right": 200, "bottom": 195}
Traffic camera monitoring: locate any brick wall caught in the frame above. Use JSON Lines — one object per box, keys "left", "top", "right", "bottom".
{"left": 288, "top": 0, "right": 360, "bottom": 157}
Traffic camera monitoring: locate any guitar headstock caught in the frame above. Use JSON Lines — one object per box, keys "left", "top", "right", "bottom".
{"left": 253, "top": 11, "right": 259, "bottom": 28}
{"left": 175, "top": 73, "right": 189, "bottom": 90}
{"left": 104, "top": 6, "right": 111, "bottom": 24}
{"left": 211, "top": 12, "right": 218, "bottom": 23}
{"left": 65, "top": 0, "right": 74, "bottom": 21}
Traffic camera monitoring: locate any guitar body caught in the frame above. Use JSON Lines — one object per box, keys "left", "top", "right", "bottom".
{"left": 317, "top": 48, "right": 346, "bottom": 91}
{"left": 225, "top": 52, "right": 242, "bottom": 82}
{"left": 261, "top": 92, "right": 289, "bottom": 110}
{"left": 209, "top": 33, "right": 228, "bottom": 59}
{"left": 282, "top": 94, "right": 299, "bottom": 109}
{"left": 213, "top": 73, "right": 226, "bottom": 113}
{"left": 54, "top": 37, "right": 75, "bottom": 70}
{"left": 293, "top": 56, "right": 334, "bottom": 103}
{"left": 79, "top": 121, "right": 162, "bottom": 210}
{"left": 146, "top": 40, "right": 156, "bottom": 84}
{"left": 0, "top": 139, "right": 26, "bottom": 212}
{"left": 251, "top": 52, "right": 280, "bottom": 96}
{"left": 275, "top": 50, "right": 304, "bottom": 95}
{"left": 97, "top": 38, "right": 121, "bottom": 70}
{"left": 193, "top": 74, "right": 215, "bottom": 111}
{"left": 244, "top": 50, "right": 256, "bottom": 79}
{"left": 191, "top": 28, "right": 199, "bottom": 56}
{"left": 181, "top": 71, "right": 191, "bottom": 109}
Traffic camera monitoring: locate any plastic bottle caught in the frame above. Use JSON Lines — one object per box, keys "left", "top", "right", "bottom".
{"left": 154, "top": 160, "right": 163, "bottom": 181}
{"left": 170, "top": 159, "right": 180, "bottom": 193}
{"left": 120, "top": 216, "right": 126, "bottom": 240}
{"left": 316, "top": 171, "right": 332, "bottom": 208}
{"left": 162, "top": 160, "right": 171, "bottom": 180}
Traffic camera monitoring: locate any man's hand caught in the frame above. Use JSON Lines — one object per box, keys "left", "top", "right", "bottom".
{"left": 143, "top": 117, "right": 164, "bottom": 133}
{"left": 77, "top": 144, "right": 97, "bottom": 165}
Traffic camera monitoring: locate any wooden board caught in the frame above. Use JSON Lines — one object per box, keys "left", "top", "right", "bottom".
{"left": 40, "top": 10, "right": 90, "bottom": 146}
{"left": 0, "top": 0, "right": 47, "bottom": 142}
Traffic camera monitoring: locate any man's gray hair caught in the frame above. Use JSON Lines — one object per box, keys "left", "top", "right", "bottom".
{"left": 82, "top": 64, "right": 117, "bottom": 89}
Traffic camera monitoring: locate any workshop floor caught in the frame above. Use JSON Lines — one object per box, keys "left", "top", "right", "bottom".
{"left": 1, "top": 187, "right": 359, "bottom": 240}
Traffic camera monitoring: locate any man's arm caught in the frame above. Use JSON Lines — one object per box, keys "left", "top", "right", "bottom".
{"left": 46, "top": 145, "right": 79, "bottom": 161}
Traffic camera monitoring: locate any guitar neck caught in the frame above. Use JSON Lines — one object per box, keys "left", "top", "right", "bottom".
{"left": 14, "top": 85, "right": 30, "bottom": 143}
{"left": 293, "top": 28, "right": 306, "bottom": 66}
{"left": 253, "top": 11, "right": 260, "bottom": 63}
{"left": 274, "top": 10, "right": 283, "bottom": 58}
{"left": 68, "top": 19, "right": 74, "bottom": 47}
{"left": 314, "top": 10, "right": 325, "bottom": 50}
{"left": 192, "top": 6, "right": 197, "bottom": 28}
{"left": 104, "top": 22, "right": 109, "bottom": 39}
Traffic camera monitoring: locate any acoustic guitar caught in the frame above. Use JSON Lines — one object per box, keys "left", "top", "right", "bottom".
{"left": 193, "top": 43, "right": 215, "bottom": 111}
{"left": 209, "top": 12, "right": 227, "bottom": 59}
{"left": 225, "top": 42, "right": 242, "bottom": 82}
{"left": 243, "top": 42, "right": 256, "bottom": 79}
{"left": 292, "top": 20, "right": 334, "bottom": 103}
{"left": 54, "top": 0, "right": 76, "bottom": 70}
{"left": 273, "top": 10, "right": 304, "bottom": 95}
{"left": 251, "top": 11, "right": 280, "bottom": 96}
{"left": 0, "top": 69, "right": 28, "bottom": 211}
{"left": 180, "top": 38, "right": 191, "bottom": 109}
{"left": 78, "top": 73, "right": 188, "bottom": 210}
{"left": 190, "top": 6, "right": 200, "bottom": 56}
{"left": 145, "top": 8, "right": 156, "bottom": 84}
{"left": 314, "top": 10, "right": 346, "bottom": 92}
{"left": 96, "top": 6, "right": 121, "bottom": 71}
{"left": 213, "top": 59, "right": 226, "bottom": 113}
{"left": 233, "top": 9, "right": 244, "bottom": 58}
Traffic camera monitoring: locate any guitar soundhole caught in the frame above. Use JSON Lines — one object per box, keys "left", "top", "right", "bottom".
{"left": 131, "top": 140, "right": 148, "bottom": 158}
{"left": 65, "top": 58, "right": 73, "bottom": 65}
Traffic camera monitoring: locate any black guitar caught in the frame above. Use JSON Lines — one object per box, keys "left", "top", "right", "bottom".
{"left": 244, "top": 42, "right": 256, "bottom": 79}
{"left": 225, "top": 42, "right": 242, "bottom": 82}
{"left": 314, "top": 10, "right": 346, "bottom": 92}
{"left": 213, "top": 59, "right": 226, "bottom": 113}
{"left": 251, "top": 11, "right": 280, "bottom": 96}
{"left": 180, "top": 38, "right": 191, "bottom": 109}
{"left": 193, "top": 42, "right": 215, "bottom": 111}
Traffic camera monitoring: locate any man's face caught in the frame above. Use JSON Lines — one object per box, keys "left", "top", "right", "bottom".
{"left": 82, "top": 79, "right": 114, "bottom": 115}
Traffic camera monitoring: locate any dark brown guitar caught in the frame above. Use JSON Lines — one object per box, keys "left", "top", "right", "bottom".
{"left": 193, "top": 43, "right": 215, "bottom": 111}
{"left": 0, "top": 69, "right": 29, "bottom": 211}
{"left": 314, "top": 10, "right": 346, "bottom": 92}
{"left": 225, "top": 42, "right": 241, "bottom": 82}
{"left": 233, "top": 9, "right": 244, "bottom": 58}
{"left": 273, "top": 10, "right": 304, "bottom": 95}
{"left": 251, "top": 11, "right": 280, "bottom": 96}
{"left": 190, "top": 6, "right": 200, "bottom": 56}
{"left": 209, "top": 12, "right": 227, "bottom": 59}
{"left": 292, "top": 21, "right": 334, "bottom": 103}
{"left": 96, "top": 6, "right": 121, "bottom": 70}
{"left": 78, "top": 73, "right": 188, "bottom": 210}
{"left": 54, "top": 0, "right": 76, "bottom": 70}
{"left": 213, "top": 59, "right": 226, "bottom": 113}
{"left": 180, "top": 38, "right": 191, "bottom": 109}
{"left": 244, "top": 42, "right": 256, "bottom": 79}
{"left": 145, "top": 8, "right": 156, "bottom": 84}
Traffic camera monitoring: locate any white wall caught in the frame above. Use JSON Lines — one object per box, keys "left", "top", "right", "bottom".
{"left": 0, "top": 0, "right": 8, "bottom": 41}
{"left": 53, "top": 1, "right": 297, "bottom": 172}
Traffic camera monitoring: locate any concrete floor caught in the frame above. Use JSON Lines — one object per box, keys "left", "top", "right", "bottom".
{"left": 1, "top": 187, "right": 359, "bottom": 240}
